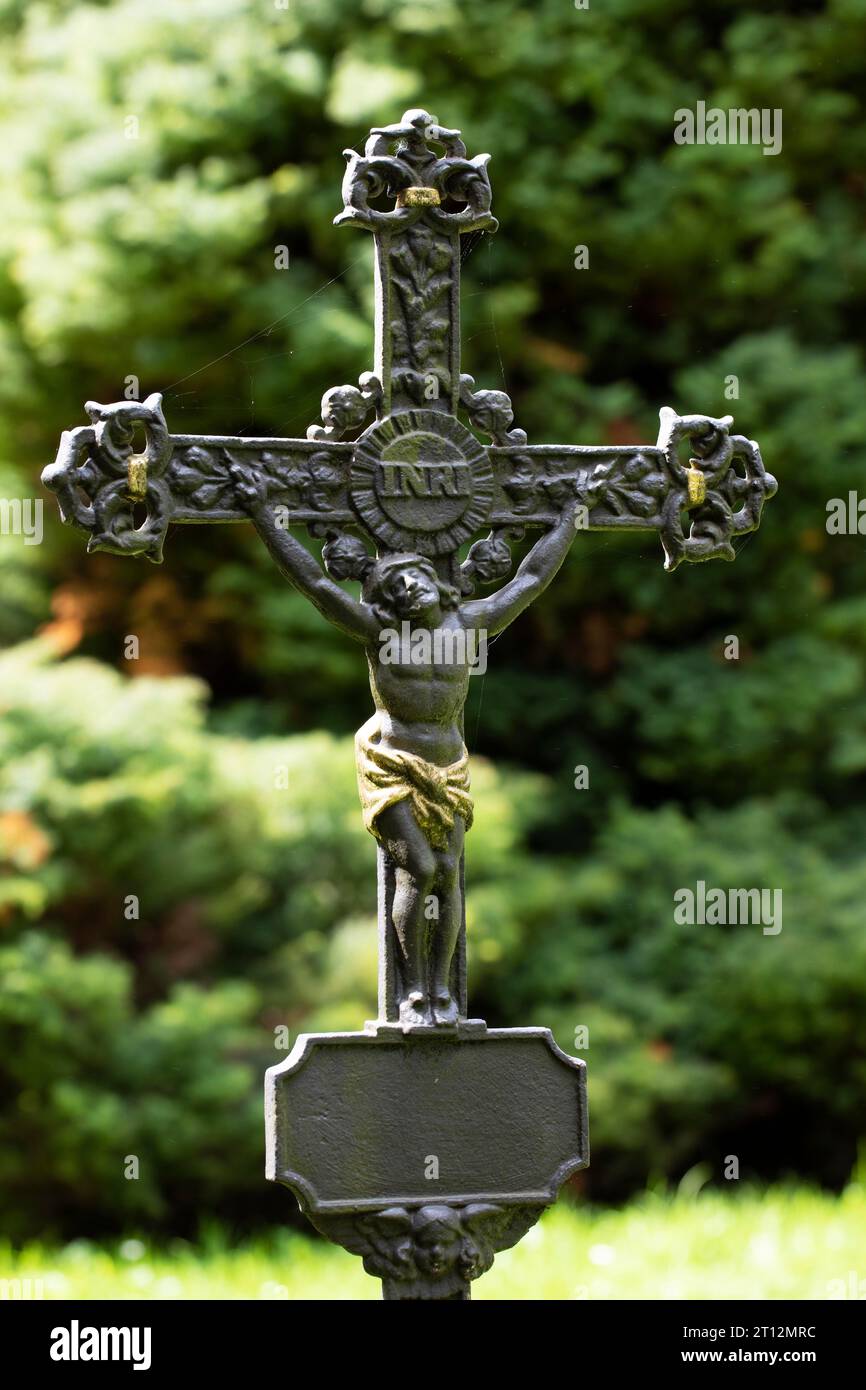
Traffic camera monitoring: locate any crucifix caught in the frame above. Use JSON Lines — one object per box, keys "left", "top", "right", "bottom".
{"left": 42, "top": 108, "right": 777, "bottom": 1300}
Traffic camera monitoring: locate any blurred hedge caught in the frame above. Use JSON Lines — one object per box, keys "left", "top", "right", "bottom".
{"left": 1, "top": 0, "right": 865, "bottom": 1235}
{"left": 0, "top": 641, "right": 543, "bottom": 1235}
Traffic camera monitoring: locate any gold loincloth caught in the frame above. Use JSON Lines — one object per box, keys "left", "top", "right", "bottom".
{"left": 355, "top": 714, "right": 473, "bottom": 851}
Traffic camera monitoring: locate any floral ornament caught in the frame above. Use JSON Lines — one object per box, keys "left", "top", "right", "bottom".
{"left": 501, "top": 454, "right": 539, "bottom": 512}
{"left": 389, "top": 227, "right": 454, "bottom": 402}
{"left": 538, "top": 475, "right": 580, "bottom": 509}
{"left": 171, "top": 444, "right": 239, "bottom": 511}
{"left": 297, "top": 452, "right": 343, "bottom": 512}
{"left": 588, "top": 450, "right": 670, "bottom": 520}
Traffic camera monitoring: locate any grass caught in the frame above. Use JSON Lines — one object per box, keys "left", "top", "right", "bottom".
{"left": 3, "top": 1182, "right": 864, "bottom": 1300}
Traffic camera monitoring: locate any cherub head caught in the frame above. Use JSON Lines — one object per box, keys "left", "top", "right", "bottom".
{"left": 322, "top": 532, "right": 374, "bottom": 583}
{"left": 462, "top": 533, "right": 513, "bottom": 589}
{"left": 467, "top": 389, "right": 513, "bottom": 439}
{"left": 320, "top": 385, "right": 369, "bottom": 436}
{"left": 411, "top": 1206, "right": 464, "bottom": 1278}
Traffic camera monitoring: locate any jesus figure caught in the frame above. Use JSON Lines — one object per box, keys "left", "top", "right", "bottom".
{"left": 232, "top": 465, "right": 582, "bottom": 1028}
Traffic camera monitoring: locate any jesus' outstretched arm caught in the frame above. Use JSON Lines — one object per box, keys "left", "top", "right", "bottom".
{"left": 461, "top": 500, "right": 584, "bottom": 637}
{"left": 231, "top": 466, "right": 377, "bottom": 644}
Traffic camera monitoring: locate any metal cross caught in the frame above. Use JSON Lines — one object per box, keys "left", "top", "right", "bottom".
{"left": 42, "top": 109, "right": 777, "bottom": 1300}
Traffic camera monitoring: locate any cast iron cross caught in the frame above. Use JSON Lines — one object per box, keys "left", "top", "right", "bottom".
{"left": 42, "top": 109, "right": 776, "bottom": 1300}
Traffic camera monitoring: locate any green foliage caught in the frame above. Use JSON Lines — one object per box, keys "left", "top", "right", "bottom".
{"left": 476, "top": 793, "right": 866, "bottom": 1193}
{"left": 3, "top": 1183, "right": 865, "bottom": 1300}
{"left": 0, "top": 0, "right": 864, "bottom": 1235}
{"left": 0, "top": 931, "right": 261, "bottom": 1239}
{"left": 0, "top": 644, "right": 540, "bottom": 1234}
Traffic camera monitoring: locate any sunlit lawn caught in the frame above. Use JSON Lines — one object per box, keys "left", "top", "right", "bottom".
{"left": 4, "top": 1184, "right": 864, "bottom": 1301}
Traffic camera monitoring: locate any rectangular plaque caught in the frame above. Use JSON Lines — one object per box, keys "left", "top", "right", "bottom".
{"left": 265, "top": 1027, "right": 588, "bottom": 1215}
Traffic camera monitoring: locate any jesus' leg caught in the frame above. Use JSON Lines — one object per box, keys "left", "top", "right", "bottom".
{"left": 376, "top": 799, "right": 437, "bottom": 1027}
{"left": 429, "top": 818, "right": 465, "bottom": 1027}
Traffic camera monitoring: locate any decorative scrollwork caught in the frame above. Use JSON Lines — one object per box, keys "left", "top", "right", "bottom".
{"left": 41, "top": 395, "right": 357, "bottom": 561}
{"left": 653, "top": 407, "right": 778, "bottom": 570}
{"left": 335, "top": 109, "right": 497, "bottom": 233}
{"left": 492, "top": 408, "right": 776, "bottom": 571}
{"left": 42, "top": 393, "right": 172, "bottom": 562}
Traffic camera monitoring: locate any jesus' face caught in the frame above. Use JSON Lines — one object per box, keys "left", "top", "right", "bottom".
{"left": 382, "top": 563, "right": 441, "bottom": 619}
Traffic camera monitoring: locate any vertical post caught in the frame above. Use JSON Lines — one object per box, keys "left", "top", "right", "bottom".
{"left": 373, "top": 223, "right": 462, "bottom": 416}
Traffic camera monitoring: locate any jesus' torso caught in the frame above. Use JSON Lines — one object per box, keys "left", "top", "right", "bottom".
{"left": 365, "top": 610, "right": 476, "bottom": 765}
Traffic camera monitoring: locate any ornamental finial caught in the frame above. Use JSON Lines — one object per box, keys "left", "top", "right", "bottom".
{"left": 335, "top": 108, "right": 497, "bottom": 232}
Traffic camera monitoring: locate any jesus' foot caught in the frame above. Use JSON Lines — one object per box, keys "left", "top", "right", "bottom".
{"left": 399, "top": 991, "right": 431, "bottom": 1030}
{"left": 432, "top": 990, "right": 459, "bottom": 1027}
